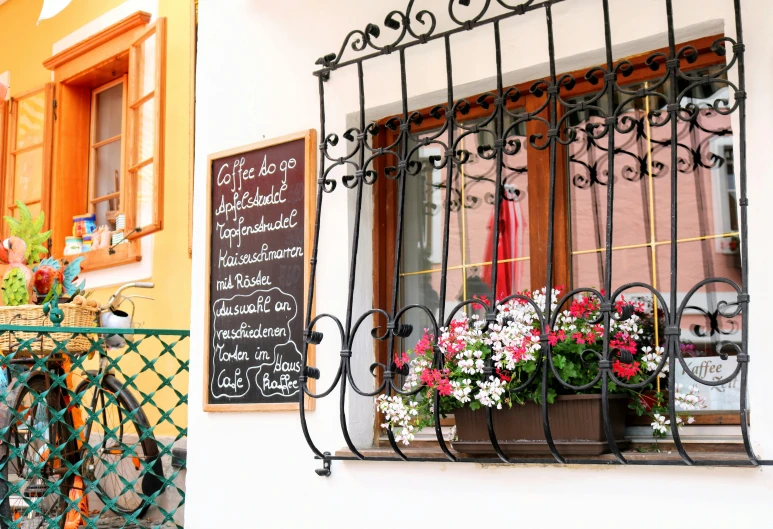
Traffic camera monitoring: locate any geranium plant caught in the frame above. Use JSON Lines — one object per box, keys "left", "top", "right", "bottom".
{"left": 377, "top": 287, "right": 706, "bottom": 445}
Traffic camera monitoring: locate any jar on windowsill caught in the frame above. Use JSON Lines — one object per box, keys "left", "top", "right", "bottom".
{"left": 64, "top": 237, "right": 82, "bottom": 256}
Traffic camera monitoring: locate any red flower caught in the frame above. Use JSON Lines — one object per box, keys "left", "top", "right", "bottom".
{"left": 420, "top": 368, "right": 452, "bottom": 396}
{"left": 414, "top": 329, "right": 434, "bottom": 357}
{"left": 394, "top": 351, "right": 410, "bottom": 369}
{"left": 612, "top": 360, "right": 641, "bottom": 380}
{"left": 472, "top": 295, "right": 490, "bottom": 310}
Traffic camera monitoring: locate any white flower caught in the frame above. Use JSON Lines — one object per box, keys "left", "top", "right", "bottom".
{"left": 451, "top": 379, "right": 473, "bottom": 404}
{"left": 651, "top": 413, "right": 668, "bottom": 434}
{"left": 376, "top": 395, "right": 421, "bottom": 445}
{"left": 674, "top": 384, "right": 707, "bottom": 411}
{"left": 475, "top": 376, "right": 506, "bottom": 408}
{"left": 447, "top": 425, "right": 458, "bottom": 442}
{"left": 641, "top": 346, "right": 668, "bottom": 378}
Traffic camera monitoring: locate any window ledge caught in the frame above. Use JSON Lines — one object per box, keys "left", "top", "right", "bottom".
{"left": 72, "top": 242, "right": 140, "bottom": 272}
{"left": 335, "top": 445, "right": 756, "bottom": 465}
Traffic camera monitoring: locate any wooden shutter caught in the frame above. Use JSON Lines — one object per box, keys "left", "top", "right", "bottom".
{"left": 3, "top": 84, "right": 55, "bottom": 235}
{"left": 0, "top": 99, "right": 7, "bottom": 210}
{"left": 126, "top": 17, "right": 166, "bottom": 239}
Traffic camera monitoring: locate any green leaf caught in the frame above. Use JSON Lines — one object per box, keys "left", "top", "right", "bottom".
{"left": 469, "top": 400, "right": 481, "bottom": 411}
{"left": 4, "top": 202, "right": 51, "bottom": 264}
{"left": 553, "top": 354, "right": 567, "bottom": 369}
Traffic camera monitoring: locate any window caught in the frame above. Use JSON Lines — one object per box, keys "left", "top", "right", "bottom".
{"left": 0, "top": 98, "right": 8, "bottom": 221}
{"left": 372, "top": 35, "right": 741, "bottom": 439}
{"left": 37, "top": 11, "right": 166, "bottom": 271}
{"left": 3, "top": 85, "right": 54, "bottom": 233}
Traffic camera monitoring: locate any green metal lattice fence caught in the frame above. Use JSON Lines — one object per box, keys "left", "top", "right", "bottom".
{"left": 0, "top": 325, "right": 189, "bottom": 529}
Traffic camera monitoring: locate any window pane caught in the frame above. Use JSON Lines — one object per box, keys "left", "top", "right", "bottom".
{"left": 572, "top": 247, "right": 652, "bottom": 291}
{"left": 135, "top": 33, "right": 156, "bottom": 100}
{"left": 649, "top": 85, "right": 735, "bottom": 242}
{"left": 471, "top": 262, "right": 530, "bottom": 303}
{"left": 462, "top": 118, "right": 530, "bottom": 269}
{"left": 15, "top": 92, "right": 45, "bottom": 149}
{"left": 14, "top": 149, "right": 42, "bottom": 203}
{"left": 398, "top": 270, "right": 463, "bottom": 354}
{"left": 135, "top": 162, "right": 155, "bottom": 228}
{"left": 133, "top": 97, "right": 155, "bottom": 164}
{"left": 656, "top": 237, "right": 741, "bottom": 298}
{"left": 568, "top": 106, "right": 652, "bottom": 251}
{"left": 403, "top": 131, "right": 463, "bottom": 274}
{"left": 95, "top": 83, "right": 123, "bottom": 142}
{"left": 401, "top": 115, "right": 530, "bottom": 302}
{"left": 94, "top": 140, "right": 122, "bottom": 228}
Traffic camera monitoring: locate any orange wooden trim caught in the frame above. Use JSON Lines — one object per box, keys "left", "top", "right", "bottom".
{"left": 90, "top": 191, "right": 121, "bottom": 204}
{"left": 129, "top": 90, "right": 154, "bottom": 109}
{"left": 9, "top": 142, "right": 44, "bottom": 156}
{"left": 153, "top": 18, "right": 166, "bottom": 240}
{"left": 127, "top": 157, "right": 152, "bottom": 173}
{"left": 43, "top": 12, "right": 152, "bottom": 71}
{"left": 91, "top": 134, "right": 121, "bottom": 150}
{"left": 2, "top": 85, "right": 53, "bottom": 237}
{"left": 92, "top": 76, "right": 125, "bottom": 96}
{"left": 124, "top": 18, "right": 166, "bottom": 242}
{"left": 202, "top": 129, "right": 317, "bottom": 413}
{"left": 7, "top": 86, "right": 46, "bottom": 101}
{"left": 8, "top": 200, "right": 42, "bottom": 208}
{"left": 41, "top": 83, "right": 55, "bottom": 235}
{"left": 0, "top": 100, "right": 6, "bottom": 219}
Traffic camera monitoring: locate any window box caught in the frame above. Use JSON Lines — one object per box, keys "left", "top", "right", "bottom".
{"left": 452, "top": 395, "right": 630, "bottom": 457}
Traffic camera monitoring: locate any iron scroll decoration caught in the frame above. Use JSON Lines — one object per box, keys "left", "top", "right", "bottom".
{"left": 299, "top": 0, "right": 768, "bottom": 474}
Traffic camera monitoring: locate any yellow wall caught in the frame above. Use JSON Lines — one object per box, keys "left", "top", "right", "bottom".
{"left": 0, "top": 0, "right": 194, "bottom": 436}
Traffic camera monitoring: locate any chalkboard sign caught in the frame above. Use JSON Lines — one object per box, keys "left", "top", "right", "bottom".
{"left": 203, "top": 130, "right": 316, "bottom": 411}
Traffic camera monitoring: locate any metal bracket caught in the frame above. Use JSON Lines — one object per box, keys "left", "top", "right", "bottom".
{"left": 315, "top": 452, "right": 332, "bottom": 477}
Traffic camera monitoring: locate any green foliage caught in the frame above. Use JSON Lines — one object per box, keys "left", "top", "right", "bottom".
{"left": 2, "top": 268, "right": 29, "bottom": 306}
{"left": 4, "top": 201, "right": 51, "bottom": 264}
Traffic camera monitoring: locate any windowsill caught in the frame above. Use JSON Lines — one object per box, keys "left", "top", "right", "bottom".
{"left": 336, "top": 443, "right": 754, "bottom": 464}
{"left": 68, "top": 242, "right": 141, "bottom": 272}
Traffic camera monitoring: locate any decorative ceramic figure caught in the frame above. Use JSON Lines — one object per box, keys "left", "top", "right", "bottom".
{"left": 0, "top": 237, "right": 34, "bottom": 305}
{"left": 64, "top": 237, "right": 82, "bottom": 256}
{"left": 101, "top": 309, "right": 132, "bottom": 348}
{"left": 72, "top": 214, "right": 96, "bottom": 237}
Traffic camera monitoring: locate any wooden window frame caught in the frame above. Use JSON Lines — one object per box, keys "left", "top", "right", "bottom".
{"left": 0, "top": 99, "right": 7, "bottom": 222}
{"left": 3, "top": 85, "right": 55, "bottom": 236}
{"left": 41, "top": 11, "right": 165, "bottom": 272}
{"left": 371, "top": 35, "right": 732, "bottom": 444}
{"left": 88, "top": 76, "right": 127, "bottom": 229}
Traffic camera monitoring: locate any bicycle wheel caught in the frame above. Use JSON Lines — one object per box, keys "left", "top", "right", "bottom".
{"left": 74, "top": 375, "right": 163, "bottom": 517}
{"left": 8, "top": 373, "right": 76, "bottom": 529}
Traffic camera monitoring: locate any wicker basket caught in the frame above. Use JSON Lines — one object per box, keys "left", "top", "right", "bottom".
{"left": 0, "top": 303, "right": 100, "bottom": 355}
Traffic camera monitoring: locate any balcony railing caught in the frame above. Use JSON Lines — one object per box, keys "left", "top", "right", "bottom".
{"left": 0, "top": 325, "right": 189, "bottom": 529}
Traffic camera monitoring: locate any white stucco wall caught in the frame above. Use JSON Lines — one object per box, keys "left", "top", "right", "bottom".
{"left": 188, "top": 1, "right": 773, "bottom": 527}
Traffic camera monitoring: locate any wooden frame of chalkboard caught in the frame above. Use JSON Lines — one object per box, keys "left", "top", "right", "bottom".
{"left": 203, "top": 129, "right": 316, "bottom": 412}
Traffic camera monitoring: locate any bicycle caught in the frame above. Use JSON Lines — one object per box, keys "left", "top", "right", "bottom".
{"left": 2, "top": 282, "right": 164, "bottom": 528}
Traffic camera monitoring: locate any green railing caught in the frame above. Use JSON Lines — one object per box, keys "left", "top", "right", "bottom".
{"left": 0, "top": 325, "right": 189, "bottom": 529}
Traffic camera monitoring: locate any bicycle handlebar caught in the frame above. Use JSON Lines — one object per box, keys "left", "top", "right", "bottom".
{"left": 105, "top": 282, "right": 155, "bottom": 311}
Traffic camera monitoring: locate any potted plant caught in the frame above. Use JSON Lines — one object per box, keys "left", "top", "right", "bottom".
{"left": 377, "top": 288, "right": 705, "bottom": 455}
{"left": 0, "top": 201, "right": 98, "bottom": 355}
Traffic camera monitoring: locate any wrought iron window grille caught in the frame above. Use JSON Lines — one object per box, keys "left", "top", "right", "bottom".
{"left": 300, "top": 0, "right": 771, "bottom": 475}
